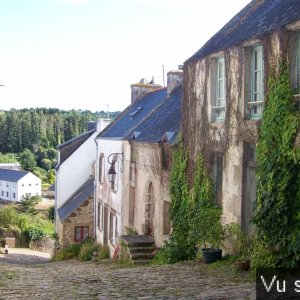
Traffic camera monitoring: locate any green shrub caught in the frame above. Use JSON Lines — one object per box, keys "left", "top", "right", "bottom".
{"left": 98, "top": 245, "right": 110, "bottom": 260}
{"left": 254, "top": 61, "right": 300, "bottom": 268}
{"left": 250, "top": 233, "right": 276, "bottom": 270}
{"left": 52, "top": 244, "right": 81, "bottom": 261}
{"left": 78, "top": 243, "right": 101, "bottom": 261}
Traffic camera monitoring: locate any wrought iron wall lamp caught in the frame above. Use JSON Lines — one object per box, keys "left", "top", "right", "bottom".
{"left": 107, "top": 153, "right": 123, "bottom": 188}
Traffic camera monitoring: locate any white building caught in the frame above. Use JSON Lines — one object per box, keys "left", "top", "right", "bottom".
{"left": 55, "top": 119, "right": 111, "bottom": 247}
{"left": 95, "top": 80, "right": 166, "bottom": 256}
{"left": 0, "top": 168, "right": 41, "bottom": 202}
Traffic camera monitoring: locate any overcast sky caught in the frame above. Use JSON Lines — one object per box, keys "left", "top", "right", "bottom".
{"left": 0, "top": 0, "right": 251, "bottom": 112}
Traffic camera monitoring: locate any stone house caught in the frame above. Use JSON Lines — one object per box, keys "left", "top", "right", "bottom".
{"left": 0, "top": 169, "right": 41, "bottom": 202}
{"left": 122, "top": 71, "right": 182, "bottom": 247}
{"left": 55, "top": 119, "right": 110, "bottom": 248}
{"left": 182, "top": 0, "right": 300, "bottom": 233}
{"left": 94, "top": 79, "right": 165, "bottom": 256}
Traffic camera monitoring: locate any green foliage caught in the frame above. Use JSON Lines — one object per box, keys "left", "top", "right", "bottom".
{"left": 78, "top": 243, "right": 101, "bottom": 261}
{"left": 0, "top": 152, "right": 18, "bottom": 163}
{"left": 189, "top": 155, "right": 224, "bottom": 249}
{"left": 18, "top": 149, "right": 37, "bottom": 171}
{"left": 250, "top": 233, "right": 276, "bottom": 270}
{"left": 124, "top": 226, "right": 138, "bottom": 236}
{"left": 52, "top": 244, "right": 81, "bottom": 261}
{"left": 168, "top": 136, "right": 196, "bottom": 261}
{"left": 0, "top": 206, "right": 21, "bottom": 234}
{"left": 17, "top": 196, "right": 41, "bottom": 215}
{"left": 48, "top": 205, "right": 55, "bottom": 222}
{"left": 157, "top": 142, "right": 224, "bottom": 264}
{"left": 98, "top": 245, "right": 110, "bottom": 260}
{"left": 52, "top": 239, "right": 102, "bottom": 262}
{"left": 253, "top": 61, "right": 300, "bottom": 268}
{"left": 0, "top": 108, "right": 120, "bottom": 153}
{"left": 0, "top": 201, "right": 55, "bottom": 242}
{"left": 28, "top": 227, "right": 46, "bottom": 240}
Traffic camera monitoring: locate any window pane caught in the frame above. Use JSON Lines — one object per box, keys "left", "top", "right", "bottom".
{"left": 83, "top": 227, "right": 89, "bottom": 239}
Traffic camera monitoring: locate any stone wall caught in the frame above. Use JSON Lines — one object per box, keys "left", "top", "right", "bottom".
{"left": 29, "top": 237, "right": 56, "bottom": 256}
{"left": 58, "top": 195, "right": 94, "bottom": 248}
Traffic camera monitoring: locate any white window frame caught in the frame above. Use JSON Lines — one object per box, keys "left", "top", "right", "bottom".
{"left": 248, "top": 45, "right": 264, "bottom": 119}
{"left": 212, "top": 57, "right": 225, "bottom": 122}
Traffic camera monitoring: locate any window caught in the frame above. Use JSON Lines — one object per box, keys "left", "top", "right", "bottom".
{"left": 109, "top": 211, "right": 117, "bottom": 245}
{"left": 211, "top": 57, "right": 225, "bottom": 122}
{"left": 75, "top": 226, "right": 89, "bottom": 243}
{"left": 248, "top": 45, "right": 264, "bottom": 118}
{"left": 6, "top": 191, "right": 9, "bottom": 197}
{"left": 97, "top": 202, "right": 103, "bottom": 231}
{"left": 13, "top": 193, "right": 16, "bottom": 199}
{"left": 129, "top": 186, "right": 135, "bottom": 226}
{"left": 98, "top": 153, "right": 104, "bottom": 183}
{"left": 1, "top": 190, "right": 3, "bottom": 196}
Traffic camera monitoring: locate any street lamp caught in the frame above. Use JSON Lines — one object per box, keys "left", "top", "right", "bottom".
{"left": 107, "top": 153, "right": 123, "bottom": 189}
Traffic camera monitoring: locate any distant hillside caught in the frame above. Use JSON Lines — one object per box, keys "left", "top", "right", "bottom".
{"left": 0, "top": 108, "right": 120, "bottom": 153}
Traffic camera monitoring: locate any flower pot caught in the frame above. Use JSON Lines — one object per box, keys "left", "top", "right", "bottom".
{"left": 201, "top": 248, "right": 222, "bottom": 264}
{"left": 235, "top": 259, "right": 250, "bottom": 271}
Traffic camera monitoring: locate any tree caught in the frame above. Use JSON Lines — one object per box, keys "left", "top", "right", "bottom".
{"left": 19, "top": 149, "right": 37, "bottom": 171}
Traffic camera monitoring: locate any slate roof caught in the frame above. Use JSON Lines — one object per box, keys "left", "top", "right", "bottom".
{"left": 187, "top": 0, "right": 300, "bottom": 62}
{"left": 125, "top": 85, "right": 182, "bottom": 144}
{"left": 0, "top": 168, "right": 29, "bottom": 182}
{"left": 98, "top": 88, "right": 167, "bottom": 139}
{"left": 57, "top": 129, "right": 94, "bottom": 166}
{"left": 57, "top": 178, "right": 94, "bottom": 221}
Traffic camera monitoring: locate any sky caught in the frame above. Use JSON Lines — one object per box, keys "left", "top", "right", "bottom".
{"left": 0, "top": 0, "right": 251, "bottom": 113}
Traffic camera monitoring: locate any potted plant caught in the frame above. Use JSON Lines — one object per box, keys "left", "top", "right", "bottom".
{"left": 235, "top": 231, "right": 253, "bottom": 271}
{"left": 194, "top": 206, "right": 226, "bottom": 263}
{"left": 225, "top": 223, "right": 252, "bottom": 271}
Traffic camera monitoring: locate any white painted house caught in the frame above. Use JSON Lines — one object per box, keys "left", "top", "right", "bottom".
{"left": 55, "top": 119, "right": 111, "bottom": 247}
{"left": 94, "top": 80, "right": 166, "bottom": 256}
{"left": 0, "top": 168, "right": 41, "bottom": 202}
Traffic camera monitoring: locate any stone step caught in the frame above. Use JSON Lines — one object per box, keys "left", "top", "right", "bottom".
{"left": 128, "top": 246, "right": 155, "bottom": 254}
{"left": 130, "top": 252, "right": 154, "bottom": 260}
{"left": 119, "top": 234, "right": 156, "bottom": 265}
{"left": 132, "top": 259, "right": 154, "bottom": 265}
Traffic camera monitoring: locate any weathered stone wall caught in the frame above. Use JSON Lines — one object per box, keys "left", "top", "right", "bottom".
{"left": 58, "top": 196, "right": 94, "bottom": 248}
{"left": 183, "top": 29, "right": 291, "bottom": 232}
{"left": 29, "top": 237, "right": 56, "bottom": 256}
{"left": 123, "top": 142, "right": 172, "bottom": 247}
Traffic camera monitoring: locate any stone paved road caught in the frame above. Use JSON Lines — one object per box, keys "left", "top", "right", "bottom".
{"left": 0, "top": 250, "right": 255, "bottom": 300}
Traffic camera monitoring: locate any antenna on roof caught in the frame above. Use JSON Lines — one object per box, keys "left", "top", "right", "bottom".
{"left": 106, "top": 104, "right": 109, "bottom": 119}
{"left": 162, "top": 65, "right": 165, "bottom": 87}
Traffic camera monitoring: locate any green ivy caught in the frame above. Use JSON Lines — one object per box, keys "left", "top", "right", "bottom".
{"left": 155, "top": 141, "right": 222, "bottom": 264}
{"left": 254, "top": 61, "right": 300, "bottom": 268}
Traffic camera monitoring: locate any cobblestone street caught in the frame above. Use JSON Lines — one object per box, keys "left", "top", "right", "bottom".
{"left": 0, "top": 249, "right": 255, "bottom": 300}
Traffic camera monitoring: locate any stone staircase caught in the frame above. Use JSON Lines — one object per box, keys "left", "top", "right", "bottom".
{"left": 119, "top": 235, "right": 155, "bottom": 264}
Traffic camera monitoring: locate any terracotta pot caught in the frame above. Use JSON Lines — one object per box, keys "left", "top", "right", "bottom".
{"left": 236, "top": 259, "right": 250, "bottom": 271}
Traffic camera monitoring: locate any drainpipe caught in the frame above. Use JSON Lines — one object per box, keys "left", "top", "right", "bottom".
{"left": 93, "top": 137, "right": 99, "bottom": 240}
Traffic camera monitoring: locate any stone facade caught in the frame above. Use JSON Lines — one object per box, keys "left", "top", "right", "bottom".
{"left": 183, "top": 20, "right": 300, "bottom": 234}
{"left": 57, "top": 196, "right": 94, "bottom": 248}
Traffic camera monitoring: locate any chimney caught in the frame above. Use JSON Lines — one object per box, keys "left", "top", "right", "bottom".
{"left": 87, "top": 121, "right": 95, "bottom": 131}
{"left": 167, "top": 69, "right": 183, "bottom": 95}
{"left": 130, "top": 77, "right": 162, "bottom": 103}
